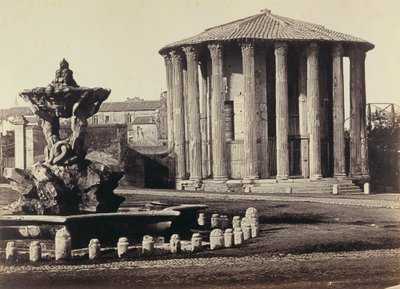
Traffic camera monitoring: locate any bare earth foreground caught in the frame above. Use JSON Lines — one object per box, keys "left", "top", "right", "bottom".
{"left": 0, "top": 187, "right": 399, "bottom": 289}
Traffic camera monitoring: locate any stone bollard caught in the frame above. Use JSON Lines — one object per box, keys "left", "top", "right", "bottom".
{"left": 232, "top": 216, "right": 241, "bottom": 229}
{"left": 6, "top": 242, "right": 17, "bottom": 261}
{"left": 245, "top": 208, "right": 259, "bottom": 222}
{"left": 55, "top": 227, "right": 71, "bottom": 261}
{"left": 233, "top": 228, "right": 244, "bottom": 245}
{"left": 220, "top": 215, "right": 229, "bottom": 230}
{"left": 364, "top": 183, "right": 370, "bottom": 195}
{"left": 191, "top": 233, "right": 203, "bottom": 252}
{"left": 248, "top": 213, "right": 259, "bottom": 227}
{"left": 197, "top": 213, "right": 206, "bottom": 226}
{"left": 224, "top": 229, "right": 234, "bottom": 248}
{"left": 211, "top": 214, "right": 220, "bottom": 228}
{"left": 241, "top": 219, "right": 251, "bottom": 240}
{"left": 209, "top": 229, "right": 224, "bottom": 250}
{"left": 169, "top": 234, "right": 181, "bottom": 254}
{"left": 29, "top": 241, "right": 42, "bottom": 262}
{"left": 251, "top": 223, "right": 259, "bottom": 238}
{"left": 88, "top": 239, "right": 101, "bottom": 260}
{"left": 332, "top": 184, "right": 339, "bottom": 195}
{"left": 117, "top": 237, "right": 129, "bottom": 258}
{"left": 142, "top": 235, "right": 154, "bottom": 254}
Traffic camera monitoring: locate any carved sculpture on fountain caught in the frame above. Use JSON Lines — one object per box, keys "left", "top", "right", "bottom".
{"left": 5, "top": 60, "right": 125, "bottom": 215}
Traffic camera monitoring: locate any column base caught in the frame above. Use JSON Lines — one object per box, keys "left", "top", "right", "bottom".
{"left": 276, "top": 175, "right": 289, "bottom": 181}
{"left": 333, "top": 173, "right": 347, "bottom": 180}
{"left": 243, "top": 176, "right": 259, "bottom": 184}
{"left": 211, "top": 176, "right": 228, "bottom": 183}
{"left": 310, "top": 174, "right": 322, "bottom": 181}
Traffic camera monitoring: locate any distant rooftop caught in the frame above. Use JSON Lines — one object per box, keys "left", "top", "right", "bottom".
{"left": 0, "top": 99, "right": 165, "bottom": 118}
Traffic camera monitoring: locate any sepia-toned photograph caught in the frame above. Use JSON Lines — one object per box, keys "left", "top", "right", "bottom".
{"left": 0, "top": 0, "right": 399, "bottom": 288}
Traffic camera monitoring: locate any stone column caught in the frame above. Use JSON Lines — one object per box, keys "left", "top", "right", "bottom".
{"left": 349, "top": 47, "right": 366, "bottom": 178}
{"left": 255, "top": 44, "right": 269, "bottom": 179}
{"left": 183, "top": 46, "right": 202, "bottom": 181}
{"left": 360, "top": 51, "right": 369, "bottom": 179}
{"left": 307, "top": 42, "right": 322, "bottom": 180}
{"left": 332, "top": 43, "right": 346, "bottom": 177}
{"left": 274, "top": 42, "right": 289, "bottom": 180}
{"left": 13, "top": 116, "right": 27, "bottom": 169}
{"left": 240, "top": 41, "right": 258, "bottom": 180}
{"left": 170, "top": 50, "right": 186, "bottom": 180}
{"left": 199, "top": 58, "right": 209, "bottom": 178}
{"left": 163, "top": 54, "right": 174, "bottom": 150}
{"left": 208, "top": 43, "right": 227, "bottom": 181}
{"left": 298, "top": 49, "right": 309, "bottom": 178}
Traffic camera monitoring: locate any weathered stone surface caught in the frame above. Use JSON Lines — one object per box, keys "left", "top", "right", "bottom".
{"left": 5, "top": 242, "right": 17, "bottom": 261}
{"left": 234, "top": 227, "right": 244, "bottom": 245}
{"left": 210, "top": 229, "right": 224, "bottom": 250}
{"left": 169, "top": 234, "right": 181, "bottom": 254}
{"left": 88, "top": 239, "right": 101, "bottom": 260}
{"left": 55, "top": 227, "right": 71, "bottom": 261}
{"left": 117, "top": 237, "right": 129, "bottom": 258}
{"left": 5, "top": 59, "right": 125, "bottom": 216}
{"left": 224, "top": 228, "right": 234, "bottom": 248}
{"left": 191, "top": 233, "right": 202, "bottom": 252}
{"left": 29, "top": 241, "right": 42, "bottom": 262}
{"left": 142, "top": 235, "right": 154, "bottom": 254}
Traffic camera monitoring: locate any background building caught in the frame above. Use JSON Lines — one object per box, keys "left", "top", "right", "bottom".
{"left": 159, "top": 9, "right": 374, "bottom": 192}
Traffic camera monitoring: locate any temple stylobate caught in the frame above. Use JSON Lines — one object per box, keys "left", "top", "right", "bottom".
{"left": 159, "top": 9, "right": 374, "bottom": 192}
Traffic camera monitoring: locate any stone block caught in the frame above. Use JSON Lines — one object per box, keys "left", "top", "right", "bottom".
{"left": 191, "top": 233, "right": 202, "bottom": 252}
{"left": 251, "top": 224, "right": 259, "bottom": 238}
{"left": 55, "top": 227, "right": 71, "bottom": 260}
{"left": 117, "top": 237, "right": 129, "bottom": 257}
{"left": 332, "top": 184, "right": 339, "bottom": 195}
{"left": 211, "top": 214, "right": 220, "bottom": 228}
{"left": 142, "top": 235, "right": 154, "bottom": 254}
{"left": 364, "top": 183, "right": 370, "bottom": 194}
{"left": 197, "top": 213, "right": 206, "bottom": 226}
{"left": 245, "top": 207, "right": 258, "bottom": 220}
{"left": 209, "top": 229, "right": 224, "bottom": 250}
{"left": 88, "top": 239, "right": 101, "bottom": 260}
{"left": 29, "top": 241, "right": 42, "bottom": 262}
{"left": 169, "top": 234, "right": 181, "bottom": 254}
{"left": 6, "top": 242, "right": 17, "bottom": 261}
{"left": 220, "top": 215, "right": 229, "bottom": 230}
{"left": 224, "top": 229, "right": 234, "bottom": 248}
{"left": 241, "top": 220, "right": 251, "bottom": 240}
{"left": 234, "top": 228, "right": 244, "bottom": 245}
{"left": 232, "top": 216, "right": 241, "bottom": 229}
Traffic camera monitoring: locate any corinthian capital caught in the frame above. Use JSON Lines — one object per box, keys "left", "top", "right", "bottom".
{"left": 208, "top": 43, "right": 223, "bottom": 59}
{"left": 274, "top": 42, "right": 288, "bottom": 56}
{"left": 240, "top": 41, "right": 255, "bottom": 57}
{"left": 170, "top": 50, "right": 183, "bottom": 64}
{"left": 182, "top": 46, "right": 198, "bottom": 62}
{"left": 332, "top": 43, "right": 344, "bottom": 58}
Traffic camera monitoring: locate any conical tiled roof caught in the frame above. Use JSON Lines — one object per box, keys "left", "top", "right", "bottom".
{"left": 159, "top": 9, "right": 374, "bottom": 53}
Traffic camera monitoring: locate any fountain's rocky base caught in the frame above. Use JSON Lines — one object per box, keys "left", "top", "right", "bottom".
{"left": 3, "top": 160, "right": 125, "bottom": 215}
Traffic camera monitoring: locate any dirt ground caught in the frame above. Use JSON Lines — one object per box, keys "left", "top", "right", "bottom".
{"left": 0, "top": 189, "right": 400, "bottom": 289}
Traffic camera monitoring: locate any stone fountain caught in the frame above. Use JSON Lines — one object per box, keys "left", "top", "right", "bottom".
{"left": 0, "top": 60, "right": 207, "bottom": 248}
{"left": 4, "top": 58, "right": 124, "bottom": 215}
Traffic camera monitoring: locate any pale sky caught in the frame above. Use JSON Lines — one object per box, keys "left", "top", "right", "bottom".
{"left": 0, "top": 0, "right": 399, "bottom": 109}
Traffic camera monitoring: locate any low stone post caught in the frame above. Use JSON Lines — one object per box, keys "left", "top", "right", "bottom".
{"left": 170, "top": 234, "right": 181, "bottom": 254}
{"left": 224, "top": 229, "right": 234, "bottom": 248}
{"left": 332, "top": 184, "right": 339, "bottom": 195}
{"left": 142, "top": 235, "right": 154, "bottom": 254}
{"left": 117, "top": 237, "right": 129, "bottom": 258}
{"left": 232, "top": 216, "right": 241, "bottom": 229}
{"left": 197, "top": 213, "right": 206, "bottom": 226}
{"left": 364, "top": 183, "right": 370, "bottom": 194}
{"left": 234, "top": 228, "right": 244, "bottom": 245}
{"left": 55, "top": 227, "right": 71, "bottom": 261}
{"left": 6, "top": 242, "right": 17, "bottom": 261}
{"left": 220, "top": 215, "right": 229, "bottom": 230}
{"left": 245, "top": 207, "right": 258, "bottom": 220}
{"left": 209, "top": 229, "right": 224, "bottom": 250}
{"left": 211, "top": 214, "right": 220, "bottom": 228}
{"left": 88, "top": 239, "right": 101, "bottom": 260}
{"left": 251, "top": 223, "right": 259, "bottom": 238}
{"left": 29, "top": 241, "right": 41, "bottom": 262}
{"left": 241, "top": 219, "right": 251, "bottom": 240}
{"left": 191, "top": 233, "right": 203, "bottom": 252}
